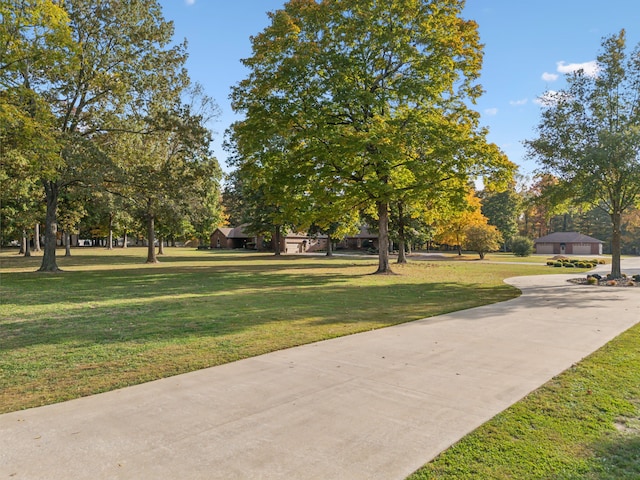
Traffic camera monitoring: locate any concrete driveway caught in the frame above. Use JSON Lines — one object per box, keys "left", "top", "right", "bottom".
{"left": 2, "top": 259, "right": 639, "bottom": 479}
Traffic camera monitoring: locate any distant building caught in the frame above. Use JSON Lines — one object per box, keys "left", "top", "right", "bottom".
{"left": 533, "top": 232, "right": 603, "bottom": 255}
{"left": 209, "top": 226, "right": 327, "bottom": 252}
{"left": 210, "top": 225, "right": 377, "bottom": 253}
{"left": 210, "top": 226, "right": 253, "bottom": 249}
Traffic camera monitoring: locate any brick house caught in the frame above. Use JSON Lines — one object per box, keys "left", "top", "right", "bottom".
{"left": 533, "top": 232, "right": 603, "bottom": 255}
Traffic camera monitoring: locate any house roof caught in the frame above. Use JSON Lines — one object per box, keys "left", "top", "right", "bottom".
{"left": 534, "top": 232, "right": 603, "bottom": 244}
{"left": 213, "top": 225, "right": 250, "bottom": 239}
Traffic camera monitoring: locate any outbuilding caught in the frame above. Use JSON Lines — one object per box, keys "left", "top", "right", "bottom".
{"left": 533, "top": 232, "right": 603, "bottom": 255}
{"left": 210, "top": 226, "right": 252, "bottom": 249}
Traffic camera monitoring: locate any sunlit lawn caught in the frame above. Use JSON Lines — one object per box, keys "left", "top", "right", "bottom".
{"left": 0, "top": 246, "right": 558, "bottom": 413}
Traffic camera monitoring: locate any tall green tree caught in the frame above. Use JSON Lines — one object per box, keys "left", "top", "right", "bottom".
{"left": 526, "top": 30, "right": 640, "bottom": 278}
{"left": 5, "top": 0, "right": 190, "bottom": 271}
{"left": 1, "top": 1, "right": 70, "bottom": 254}
{"left": 105, "top": 87, "right": 221, "bottom": 263}
{"left": 230, "top": 0, "right": 513, "bottom": 274}
{"left": 479, "top": 186, "right": 522, "bottom": 251}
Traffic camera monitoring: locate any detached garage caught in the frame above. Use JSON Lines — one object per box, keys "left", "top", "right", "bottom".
{"left": 534, "top": 232, "right": 604, "bottom": 255}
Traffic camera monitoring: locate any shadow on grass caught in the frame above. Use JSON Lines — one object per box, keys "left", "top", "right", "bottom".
{"left": 580, "top": 435, "right": 640, "bottom": 479}
{"left": 1, "top": 273, "right": 510, "bottom": 352}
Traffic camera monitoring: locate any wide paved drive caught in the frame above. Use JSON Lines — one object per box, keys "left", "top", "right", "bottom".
{"left": 2, "top": 260, "right": 639, "bottom": 479}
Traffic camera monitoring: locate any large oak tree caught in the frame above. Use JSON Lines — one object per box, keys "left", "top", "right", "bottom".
{"left": 230, "top": 0, "right": 513, "bottom": 273}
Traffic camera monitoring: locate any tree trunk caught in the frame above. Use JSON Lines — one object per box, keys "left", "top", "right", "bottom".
{"left": 157, "top": 237, "right": 165, "bottom": 255}
{"left": 107, "top": 213, "right": 114, "bottom": 250}
{"left": 64, "top": 231, "right": 71, "bottom": 257}
{"left": 34, "top": 223, "right": 41, "bottom": 251}
{"left": 396, "top": 203, "right": 407, "bottom": 264}
{"left": 122, "top": 230, "right": 128, "bottom": 248}
{"left": 39, "top": 181, "right": 61, "bottom": 272}
{"left": 375, "top": 201, "right": 393, "bottom": 274}
{"left": 19, "top": 233, "right": 25, "bottom": 255}
{"left": 23, "top": 230, "right": 31, "bottom": 257}
{"left": 274, "top": 225, "right": 281, "bottom": 256}
{"left": 326, "top": 234, "right": 333, "bottom": 257}
{"left": 610, "top": 212, "right": 622, "bottom": 278}
{"left": 146, "top": 213, "right": 158, "bottom": 264}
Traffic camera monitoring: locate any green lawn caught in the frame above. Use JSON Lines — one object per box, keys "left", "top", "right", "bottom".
{"left": 0, "top": 247, "right": 553, "bottom": 413}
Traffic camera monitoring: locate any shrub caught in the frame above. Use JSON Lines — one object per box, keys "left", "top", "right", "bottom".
{"left": 464, "top": 224, "right": 503, "bottom": 259}
{"left": 511, "top": 236, "right": 534, "bottom": 257}
{"left": 587, "top": 276, "right": 598, "bottom": 285}
{"left": 633, "top": 274, "right": 640, "bottom": 282}
{"left": 553, "top": 262, "right": 563, "bottom": 267}
{"left": 546, "top": 261, "right": 556, "bottom": 266}
{"left": 564, "top": 263, "right": 575, "bottom": 268}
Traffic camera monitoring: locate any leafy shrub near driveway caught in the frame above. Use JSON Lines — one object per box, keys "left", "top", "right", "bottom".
{"left": 511, "top": 236, "right": 534, "bottom": 257}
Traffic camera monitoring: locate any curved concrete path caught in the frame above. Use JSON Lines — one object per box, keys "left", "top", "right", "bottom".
{"left": 2, "top": 259, "right": 639, "bottom": 479}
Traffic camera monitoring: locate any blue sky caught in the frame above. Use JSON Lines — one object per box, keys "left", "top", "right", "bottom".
{"left": 158, "top": 0, "right": 640, "bottom": 179}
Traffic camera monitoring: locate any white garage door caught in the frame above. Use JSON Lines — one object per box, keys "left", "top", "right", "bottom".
{"left": 535, "top": 244, "right": 553, "bottom": 254}
{"left": 572, "top": 244, "right": 592, "bottom": 255}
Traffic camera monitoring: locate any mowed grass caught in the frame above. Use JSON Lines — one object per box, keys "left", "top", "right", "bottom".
{"left": 0, "top": 247, "right": 555, "bottom": 413}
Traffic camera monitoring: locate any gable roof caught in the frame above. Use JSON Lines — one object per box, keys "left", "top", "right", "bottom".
{"left": 213, "top": 225, "right": 250, "bottom": 239}
{"left": 534, "top": 232, "right": 603, "bottom": 244}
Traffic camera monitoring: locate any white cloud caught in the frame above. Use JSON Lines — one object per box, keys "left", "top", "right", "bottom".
{"left": 484, "top": 107, "right": 498, "bottom": 116}
{"left": 541, "top": 72, "right": 559, "bottom": 82}
{"left": 556, "top": 60, "right": 599, "bottom": 77}
{"left": 509, "top": 98, "right": 527, "bottom": 106}
{"left": 185, "top": 0, "right": 196, "bottom": 5}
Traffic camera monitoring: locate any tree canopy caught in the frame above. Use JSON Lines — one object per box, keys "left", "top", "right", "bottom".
{"left": 526, "top": 30, "right": 640, "bottom": 278}
{"left": 229, "top": 0, "right": 514, "bottom": 273}
{"left": 1, "top": 0, "right": 222, "bottom": 268}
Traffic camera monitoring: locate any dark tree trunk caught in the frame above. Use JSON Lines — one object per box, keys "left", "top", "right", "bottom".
{"left": 610, "top": 212, "right": 622, "bottom": 278}
{"left": 273, "top": 225, "right": 281, "bottom": 256}
{"left": 157, "top": 237, "right": 165, "bottom": 255}
{"left": 326, "top": 233, "right": 333, "bottom": 257}
{"left": 107, "top": 213, "right": 114, "bottom": 250}
{"left": 375, "top": 201, "right": 393, "bottom": 274}
{"left": 23, "top": 230, "right": 31, "bottom": 257}
{"left": 39, "top": 181, "right": 61, "bottom": 272}
{"left": 34, "top": 223, "right": 41, "bottom": 251}
{"left": 64, "top": 231, "right": 71, "bottom": 257}
{"left": 397, "top": 203, "right": 407, "bottom": 264}
{"left": 146, "top": 213, "right": 158, "bottom": 264}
